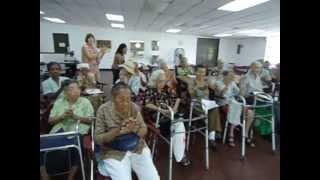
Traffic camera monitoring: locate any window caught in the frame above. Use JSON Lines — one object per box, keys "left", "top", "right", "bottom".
{"left": 264, "top": 34, "right": 280, "bottom": 65}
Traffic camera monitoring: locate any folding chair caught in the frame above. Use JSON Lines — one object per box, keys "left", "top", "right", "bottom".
{"left": 40, "top": 120, "right": 86, "bottom": 180}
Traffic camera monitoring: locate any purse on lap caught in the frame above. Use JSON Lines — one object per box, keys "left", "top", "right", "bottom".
{"left": 109, "top": 133, "right": 140, "bottom": 151}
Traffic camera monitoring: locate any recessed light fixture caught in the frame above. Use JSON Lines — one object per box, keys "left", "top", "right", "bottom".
{"left": 42, "top": 17, "right": 66, "bottom": 23}
{"left": 110, "top": 23, "right": 125, "bottom": 28}
{"left": 214, "top": 33, "right": 232, "bottom": 37}
{"left": 166, "top": 28, "right": 181, "bottom": 33}
{"left": 40, "top": 10, "right": 45, "bottom": 15}
{"left": 218, "top": 0, "right": 271, "bottom": 12}
{"left": 237, "top": 29, "right": 266, "bottom": 36}
{"left": 106, "top": 14, "right": 124, "bottom": 22}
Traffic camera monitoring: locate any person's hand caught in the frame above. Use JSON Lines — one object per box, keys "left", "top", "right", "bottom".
{"left": 159, "top": 108, "right": 171, "bottom": 116}
{"left": 119, "top": 117, "right": 139, "bottom": 134}
{"left": 63, "top": 109, "right": 74, "bottom": 119}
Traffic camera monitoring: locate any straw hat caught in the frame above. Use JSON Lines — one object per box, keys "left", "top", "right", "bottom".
{"left": 119, "top": 60, "right": 135, "bottom": 75}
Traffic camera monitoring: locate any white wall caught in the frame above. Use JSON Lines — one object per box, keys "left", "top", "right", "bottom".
{"left": 218, "top": 37, "right": 266, "bottom": 66}
{"left": 40, "top": 22, "right": 197, "bottom": 69}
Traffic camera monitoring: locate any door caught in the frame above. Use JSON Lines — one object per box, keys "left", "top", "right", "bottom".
{"left": 196, "top": 38, "right": 219, "bottom": 67}
{"left": 53, "top": 33, "right": 69, "bottom": 54}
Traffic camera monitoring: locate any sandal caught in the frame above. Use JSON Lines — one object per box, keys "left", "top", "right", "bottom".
{"left": 228, "top": 137, "right": 236, "bottom": 148}
{"left": 179, "top": 156, "right": 191, "bottom": 167}
{"left": 246, "top": 138, "right": 256, "bottom": 148}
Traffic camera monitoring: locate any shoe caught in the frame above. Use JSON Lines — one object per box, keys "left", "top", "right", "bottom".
{"left": 246, "top": 138, "right": 256, "bottom": 148}
{"left": 227, "top": 137, "right": 236, "bottom": 148}
{"left": 179, "top": 156, "right": 191, "bottom": 167}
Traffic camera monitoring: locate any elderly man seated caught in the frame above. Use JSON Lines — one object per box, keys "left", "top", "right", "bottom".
{"left": 40, "top": 79, "right": 94, "bottom": 180}
{"left": 42, "top": 61, "right": 69, "bottom": 96}
{"left": 238, "top": 61, "right": 266, "bottom": 146}
{"left": 95, "top": 82, "right": 160, "bottom": 180}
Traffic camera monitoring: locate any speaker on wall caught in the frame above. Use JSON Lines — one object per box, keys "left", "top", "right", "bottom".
{"left": 237, "top": 44, "right": 243, "bottom": 54}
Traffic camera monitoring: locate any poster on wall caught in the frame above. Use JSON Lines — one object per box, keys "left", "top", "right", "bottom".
{"left": 151, "top": 40, "right": 159, "bottom": 51}
{"left": 97, "top": 40, "right": 111, "bottom": 48}
{"left": 130, "top": 40, "right": 145, "bottom": 58}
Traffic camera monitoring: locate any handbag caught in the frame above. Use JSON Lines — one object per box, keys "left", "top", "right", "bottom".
{"left": 109, "top": 133, "right": 140, "bottom": 151}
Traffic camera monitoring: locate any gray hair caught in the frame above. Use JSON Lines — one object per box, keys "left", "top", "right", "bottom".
{"left": 148, "top": 69, "right": 165, "bottom": 88}
{"left": 158, "top": 59, "right": 167, "bottom": 69}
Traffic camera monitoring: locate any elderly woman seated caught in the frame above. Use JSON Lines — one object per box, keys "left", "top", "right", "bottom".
{"left": 238, "top": 61, "right": 266, "bottom": 146}
{"left": 142, "top": 69, "right": 191, "bottom": 166}
{"left": 40, "top": 79, "right": 94, "bottom": 180}
{"left": 77, "top": 63, "right": 103, "bottom": 113}
{"left": 116, "top": 60, "right": 143, "bottom": 96}
{"left": 215, "top": 70, "right": 255, "bottom": 147}
{"left": 187, "top": 65, "right": 222, "bottom": 150}
{"left": 95, "top": 82, "right": 160, "bottom": 180}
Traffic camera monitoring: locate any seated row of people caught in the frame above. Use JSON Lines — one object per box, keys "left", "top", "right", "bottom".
{"left": 40, "top": 58, "right": 278, "bottom": 180}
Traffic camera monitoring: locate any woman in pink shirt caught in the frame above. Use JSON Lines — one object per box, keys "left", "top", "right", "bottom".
{"left": 81, "top": 33, "right": 108, "bottom": 81}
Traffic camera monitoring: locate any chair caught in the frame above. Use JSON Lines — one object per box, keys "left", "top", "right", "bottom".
{"left": 40, "top": 120, "right": 87, "bottom": 180}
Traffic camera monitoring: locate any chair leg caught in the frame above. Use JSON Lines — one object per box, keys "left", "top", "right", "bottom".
{"left": 271, "top": 106, "right": 276, "bottom": 152}
{"left": 205, "top": 117, "right": 209, "bottom": 170}
{"left": 222, "top": 120, "right": 229, "bottom": 144}
{"left": 241, "top": 120, "right": 246, "bottom": 160}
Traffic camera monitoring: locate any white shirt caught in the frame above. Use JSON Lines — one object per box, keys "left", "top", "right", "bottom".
{"left": 215, "top": 80, "right": 240, "bottom": 105}
{"left": 41, "top": 76, "right": 69, "bottom": 95}
{"left": 240, "top": 71, "right": 263, "bottom": 97}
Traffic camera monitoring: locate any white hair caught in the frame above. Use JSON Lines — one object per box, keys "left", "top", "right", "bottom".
{"left": 148, "top": 69, "right": 165, "bottom": 88}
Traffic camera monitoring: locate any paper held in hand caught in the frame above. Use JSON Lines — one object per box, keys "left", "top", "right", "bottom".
{"left": 201, "top": 99, "right": 219, "bottom": 111}
{"left": 85, "top": 88, "right": 103, "bottom": 95}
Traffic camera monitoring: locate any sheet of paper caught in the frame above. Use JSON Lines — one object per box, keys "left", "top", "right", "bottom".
{"left": 85, "top": 88, "right": 103, "bottom": 95}
{"left": 201, "top": 99, "right": 219, "bottom": 111}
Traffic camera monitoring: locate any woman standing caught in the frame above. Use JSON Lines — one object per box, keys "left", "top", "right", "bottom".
{"left": 81, "top": 33, "right": 108, "bottom": 82}
{"left": 112, "top": 43, "right": 127, "bottom": 84}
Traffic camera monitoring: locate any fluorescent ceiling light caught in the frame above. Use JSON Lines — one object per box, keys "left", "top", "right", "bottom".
{"left": 129, "top": 40, "right": 144, "bottom": 43}
{"left": 40, "top": 11, "right": 45, "bottom": 15}
{"left": 237, "top": 29, "right": 266, "bottom": 36}
{"left": 214, "top": 33, "right": 232, "bottom": 37}
{"left": 218, "top": 0, "right": 271, "bottom": 12}
{"left": 110, "top": 23, "right": 125, "bottom": 28}
{"left": 42, "top": 17, "right": 66, "bottom": 23}
{"left": 166, "top": 28, "right": 181, "bottom": 33}
{"left": 106, "top": 14, "right": 124, "bottom": 22}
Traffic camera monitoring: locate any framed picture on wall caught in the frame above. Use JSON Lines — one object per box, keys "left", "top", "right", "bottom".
{"left": 96, "top": 40, "right": 111, "bottom": 48}
{"left": 151, "top": 40, "right": 159, "bottom": 51}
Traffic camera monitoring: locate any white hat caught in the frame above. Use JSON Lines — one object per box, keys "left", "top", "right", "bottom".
{"left": 77, "top": 63, "right": 90, "bottom": 69}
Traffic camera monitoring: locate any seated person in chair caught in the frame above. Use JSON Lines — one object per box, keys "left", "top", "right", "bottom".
{"left": 176, "top": 57, "right": 193, "bottom": 77}
{"left": 42, "top": 61, "right": 69, "bottom": 96}
{"left": 143, "top": 69, "right": 191, "bottom": 166}
{"left": 40, "top": 79, "right": 94, "bottom": 180}
{"left": 159, "top": 59, "right": 177, "bottom": 95}
{"left": 215, "top": 70, "right": 255, "bottom": 147}
{"left": 188, "top": 65, "right": 222, "bottom": 150}
{"left": 77, "top": 63, "right": 103, "bottom": 113}
{"left": 238, "top": 61, "right": 265, "bottom": 147}
{"left": 77, "top": 63, "right": 96, "bottom": 90}
{"left": 95, "top": 82, "right": 160, "bottom": 180}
